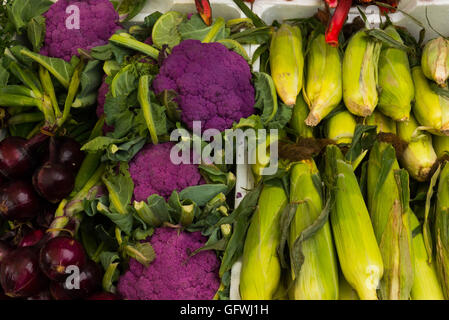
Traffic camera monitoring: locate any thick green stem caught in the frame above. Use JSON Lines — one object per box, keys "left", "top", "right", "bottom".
{"left": 138, "top": 75, "right": 158, "bottom": 144}
{"left": 202, "top": 17, "right": 226, "bottom": 43}
{"left": 109, "top": 33, "right": 160, "bottom": 60}
{"left": 47, "top": 164, "right": 106, "bottom": 238}
{"left": 57, "top": 59, "right": 85, "bottom": 127}
{"left": 5, "top": 60, "right": 43, "bottom": 98}
{"left": 7, "top": 112, "right": 44, "bottom": 125}
{"left": 0, "top": 94, "right": 41, "bottom": 108}
{"left": 39, "top": 66, "right": 61, "bottom": 118}
{"left": 73, "top": 116, "right": 105, "bottom": 193}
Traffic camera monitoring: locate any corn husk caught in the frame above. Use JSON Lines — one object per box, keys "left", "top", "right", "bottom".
{"left": 325, "top": 145, "right": 384, "bottom": 300}
{"left": 396, "top": 115, "right": 437, "bottom": 182}
{"left": 367, "top": 141, "right": 414, "bottom": 300}
{"left": 410, "top": 211, "right": 445, "bottom": 300}
{"left": 239, "top": 181, "right": 288, "bottom": 300}
{"left": 365, "top": 110, "right": 397, "bottom": 134}
{"left": 270, "top": 24, "right": 304, "bottom": 107}
{"left": 421, "top": 37, "right": 449, "bottom": 87}
{"left": 412, "top": 66, "right": 449, "bottom": 135}
{"left": 342, "top": 30, "right": 382, "bottom": 117}
{"left": 339, "top": 274, "right": 360, "bottom": 300}
{"left": 290, "top": 94, "right": 314, "bottom": 139}
{"left": 288, "top": 160, "right": 339, "bottom": 300}
{"left": 433, "top": 135, "right": 449, "bottom": 158}
{"left": 304, "top": 33, "right": 342, "bottom": 126}
{"left": 377, "top": 26, "right": 414, "bottom": 121}
{"left": 325, "top": 110, "right": 357, "bottom": 145}
{"left": 435, "top": 161, "right": 449, "bottom": 299}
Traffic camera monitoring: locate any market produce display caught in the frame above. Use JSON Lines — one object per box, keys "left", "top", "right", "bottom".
{"left": 0, "top": 0, "right": 449, "bottom": 302}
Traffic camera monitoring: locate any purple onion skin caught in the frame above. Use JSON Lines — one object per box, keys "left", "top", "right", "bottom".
{"left": 0, "top": 247, "right": 48, "bottom": 298}
{"left": 0, "top": 134, "right": 48, "bottom": 179}
{"left": 49, "top": 281, "right": 73, "bottom": 300}
{"left": 0, "top": 137, "right": 34, "bottom": 179}
{"left": 27, "top": 289, "right": 53, "bottom": 300}
{"left": 0, "top": 181, "right": 42, "bottom": 221}
{"left": 36, "top": 204, "right": 56, "bottom": 229}
{"left": 32, "top": 162, "right": 75, "bottom": 203}
{"left": 49, "top": 260, "right": 102, "bottom": 300}
{"left": 39, "top": 236, "right": 86, "bottom": 281}
{"left": 86, "top": 292, "right": 120, "bottom": 300}
{"left": 58, "top": 138, "right": 84, "bottom": 171}
{"left": 19, "top": 230, "right": 45, "bottom": 248}
{"left": 0, "top": 241, "right": 11, "bottom": 264}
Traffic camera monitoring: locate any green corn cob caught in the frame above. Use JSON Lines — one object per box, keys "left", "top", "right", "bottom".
{"left": 367, "top": 141, "right": 414, "bottom": 300}
{"left": 396, "top": 115, "right": 437, "bottom": 182}
{"left": 434, "top": 135, "right": 449, "bottom": 158}
{"left": 435, "top": 161, "right": 449, "bottom": 299}
{"left": 325, "top": 145, "right": 384, "bottom": 300}
{"left": 412, "top": 65, "right": 449, "bottom": 136}
{"left": 410, "top": 211, "right": 445, "bottom": 300}
{"left": 325, "top": 110, "right": 357, "bottom": 145}
{"left": 240, "top": 180, "right": 287, "bottom": 300}
{"left": 421, "top": 37, "right": 449, "bottom": 87}
{"left": 365, "top": 110, "right": 397, "bottom": 134}
{"left": 270, "top": 24, "right": 304, "bottom": 107}
{"left": 343, "top": 30, "right": 382, "bottom": 117}
{"left": 304, "top": 33, "right": 342, "bottom": 126}
{"left": 289, "top": 94, "right": 314, "bottom": 139}
{"left": 288, "top": 160, "right": 339, "bottom": 300}
{"left": 377, "top": 26, "right": 414, "bottom": 121}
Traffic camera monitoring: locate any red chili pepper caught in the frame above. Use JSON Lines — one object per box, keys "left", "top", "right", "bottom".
{"left": 195, "top": 0, "right": 213, "bottom": 26}
{"left": 325, "top": 0, "right": 339, "bottom": 8}
{"left": 325, "top": 0, "right": 352, "bottom": 47}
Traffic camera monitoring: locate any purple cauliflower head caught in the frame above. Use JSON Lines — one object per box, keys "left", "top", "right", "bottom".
{"left": 153, "top": 40, "right": 255, "bottom": 132}
{"left": 40, "top": 0, "right": 121, "bottom": 61}
{"left": 129, "top": 142, "right": 204, "bottom": 201}
{"left": 118, "top": 228, "right": 220, "bottom": 300}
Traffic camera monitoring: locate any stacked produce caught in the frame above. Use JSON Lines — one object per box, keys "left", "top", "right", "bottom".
{"left": 0, "top": 0, "right": 449, "bottom": 302}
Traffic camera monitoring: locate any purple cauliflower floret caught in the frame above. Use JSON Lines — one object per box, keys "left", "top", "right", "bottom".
{"left": 118, "top": 228, "right": 220, "bottom": 300}
{"left": 153, "top": 40, "right": 255, "bottom": 132}
{"left": 40, "top": 0, "right": 121, "bottom": 61}
{"left": 129, "top": 142, "right": 203, "bottom": 201}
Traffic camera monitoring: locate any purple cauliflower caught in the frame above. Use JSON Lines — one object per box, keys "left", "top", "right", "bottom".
{"left": 129, "top": 142, "right": 204, "bottom": 201}
{"left": 40, "top": 0, "right": 121, "bottom": 61}
{"left": 153, "top": 40, "right": 255, "bottom": 132}
{"left": 118, "top": 228, "right": 220, "bottom": 300}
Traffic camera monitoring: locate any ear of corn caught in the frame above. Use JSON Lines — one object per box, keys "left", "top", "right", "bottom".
{"left": 421, "top": 37, "right": 449, "bottom": 87}
{"left": 365, "top": 111, "right": 397, "bottom": 134}
{"left": 288, "top": 160, "right": 339, "bottom": 300}
{"left": 270, "top": 24, "right": 304, "bottom": 107}
{"left": 239, "top": 180, "right": 288, "bottom": 300}
{"left": 367, "top": 141, "right": 414, "bottom": 300}
{"left": 339, "top": 274, "right": 360, "bottom": 300}
{"left": 325, "top": 110, "right": 357, "bottom": 145}
{"left": 412, "top": 66, "right": 449, "bottom": 135}
{"left": 325, "top": 145, "right": 384, "bottom": 300}
{"left": 433, "top": 135, "right": 449, "bottom": 158}
{"left": 410, "top": 211, "right": 445, "bottom": 300}
{"left": 396, "top": 115, "right": 437, "bottom": 182}
{"left": 377, "top": 26, "right": 414, "bottom": 122}
{"left": 435, "top": 161, "right": 449, "bottom": 299}
{"left": 343, "top": 30, "right": 382, "bottom": 117}
{"left": 304, "top": 33, "right": 342, "bottom": 126}
{"left": 290, "top": 94, "right": 314, "bottom": 139}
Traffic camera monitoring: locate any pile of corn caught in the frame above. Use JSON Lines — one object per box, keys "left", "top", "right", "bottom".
{"left": 239, "top": 22, "right": 449, "bottom": 300}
